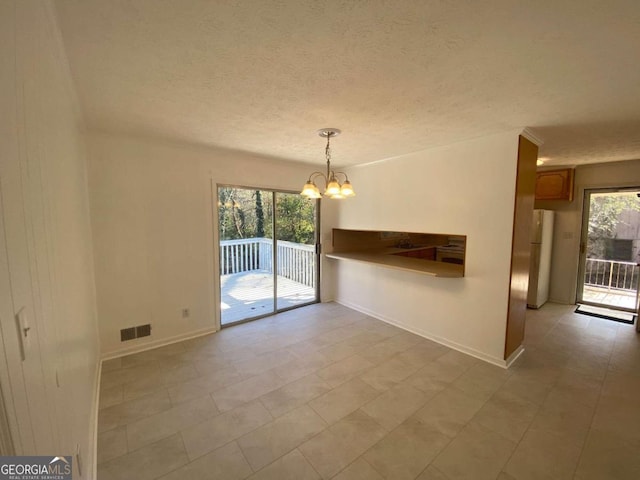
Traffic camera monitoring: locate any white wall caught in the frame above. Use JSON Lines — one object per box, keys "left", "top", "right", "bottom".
{"left": 536, "top": 159, "right": 640, "bottom": 304}
{"left": 0, "top": 0, "right": 99, "bottom": 474}
{"left": 88, "top": 133, "right": 338, "bottom": 356}
{"left": 331, "top": 131, "right": 521, "bottom": 365}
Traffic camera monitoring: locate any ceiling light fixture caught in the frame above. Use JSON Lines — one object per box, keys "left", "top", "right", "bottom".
{"left": 300, "top": 128, "right": 355, "bottom": 199}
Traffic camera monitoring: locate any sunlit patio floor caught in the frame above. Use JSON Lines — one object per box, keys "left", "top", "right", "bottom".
{"left": 220, "top": 270, "right": 316, "bottom": 325}
{"left": 582, "top": 285, "right": 638, "bottom": 311}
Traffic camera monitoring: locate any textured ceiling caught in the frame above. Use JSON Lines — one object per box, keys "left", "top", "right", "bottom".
{"left": 54, "top": 0, "right": 640, "bottom": 167}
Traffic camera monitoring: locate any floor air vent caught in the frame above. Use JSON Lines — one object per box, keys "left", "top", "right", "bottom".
{"left": 120, "top": 324, "right": 152, "bottom": 342}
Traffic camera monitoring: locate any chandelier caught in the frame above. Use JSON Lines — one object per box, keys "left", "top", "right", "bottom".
{"left": 300, "top": 128, "right": 355, "bottom": 199}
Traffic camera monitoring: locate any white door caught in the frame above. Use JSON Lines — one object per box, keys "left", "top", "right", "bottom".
{"left": 0, "top": 181, "right": 56, "bottom": 454}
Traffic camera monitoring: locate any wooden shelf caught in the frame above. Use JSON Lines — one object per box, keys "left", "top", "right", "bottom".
{"left": 325, "top": 251, "right": 464, "bottom": 277}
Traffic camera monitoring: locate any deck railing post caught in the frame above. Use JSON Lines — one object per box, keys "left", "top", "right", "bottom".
{"left": 220, "top": 237, "right": 315, "bottom": 287}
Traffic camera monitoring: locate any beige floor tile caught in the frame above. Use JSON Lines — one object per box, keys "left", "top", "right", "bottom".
{"left": 359, "top": 356, "right": 420, "bottom": 391}
{"left": 495, "top": 472, "right": 517, "bottom": 480}
{"left": 497, "top": 375, "right": 552, "bottom": 406}
{"left": 527, "top": 392, "right": 595, "bottom": 445}
{"left": 394, "top": 342, "right": 449, "bottom": 368}
{"left": 259, "top": 373, "right": 331, "bottom": 418}
{"left": 96, "top": 303, "right": 640, "bottom": 480}
{"left": 317, "top": 354, "right": 374, "bottom": 387}
{"left": 181, "top": 400, "right": 273, "bottom": 460}
{"left": 363, "top": 416, "right": 451, "bottom": 480}
{"left": 452, "top": 363, "right": 509, "bottom": 400}
{"left": 574, "top": 428, "right": 640, "bottom": 480}
{"left": 472, "top": 390, "right": 539, "bottom": 443}
{"left": 308, "top": 377, "right": 380, "bottom": 425}
{"left": 339, "top": 331, "right": 389, "bottom": 349}
{"left": 415, "top": 465, "right": 450, "bottom": 480}
{"left": 432, "top": 421, "right": 516, "bottom": 480}
{"left": 161, "top": 361, "right": 201, "bottom": 386}
{"left": 97, "top": 425, "right": 128, "bottom": 465}
{"left": 317, "top": 324, "right": 366, "bottom": 345}
{"left": 590, "top": 398, "right": 640, "bottom": 446}
{"left": 237, "top": 405, "right": 327, "bottom": 471}
{"left": 193, "top": 364, "right": 246, "bottom": 389}
{"left": 552, "top": 369, "right": 603, "bottom": 408}
{"left": 247, "top": 449, "right": 320, "bottom": 480}
{"left": 361, "top": 383, "right": 432, "bottom": 431}
{"left": 97, "top": 433, "right": 189, "bottom": 480}
{"left": 317, "top": 342, "right": 363, "bottom": 363}
{"left": 212, "top": 370, "right": 287, "bottom": 411}
{"left": 98, "top": 389, "right": 172, "bottom": 433}
{"left": 166, "top": 380, "right": 214, "bottom": 406}
{"left": 405, "top": 358, "right": 468, "bottom": 394}
{"left": 233, "top": 349, "right": 299, "bottom": 378}
{"left": 100, "top": 363, "right": 161, "bottom": 390}
{"left": 413, "top": 387, "right": 487, "bottom": 438}
{"left": 273, "top": 355, "right": 331, "bottom": 383}
{"left": 121, "top": 374, "right": 167, "bottom": 401}
{"left": 357, "top": 339, "right": 409, "bottom": 365}
{"left": 99, "top": 385, "right": 124, "bottom": 410}
{"left": 120, "top": 343, "right": 186, "bottom": 368}
{"left": 127, "top": 395, "right": 219, "bottom": 451}
{"left": 157, "top": 441, "right": 252, "bottom": 480}
{"left": 332, "top": 458, "right": 384, "bottom": 480}
{"left": 504, "top": 429, "right": 582, "bottom": 480}
{"left": 437, "top": 350, "right": 479, "bottom": 369}
{"left": 299, "top": 410, "right": 387, "bottom": 479}
{"left": 102, "top": 357, "right": 123, "bottom": 373}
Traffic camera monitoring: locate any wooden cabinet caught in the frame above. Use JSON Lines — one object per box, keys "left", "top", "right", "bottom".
{"left": 535, "top": 168, "right": 574, "bottom": 201}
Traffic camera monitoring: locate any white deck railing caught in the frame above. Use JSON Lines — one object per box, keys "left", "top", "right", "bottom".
{"left": 584, "top": 258, "right": 639, "bottom": 292}
{"left": 220, "top": 237, "right": 316, "bottom": 287}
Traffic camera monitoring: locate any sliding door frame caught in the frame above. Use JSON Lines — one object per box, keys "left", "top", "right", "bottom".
{"left": 577, "top": 186, "right": 640, "bottom": 313}
{"left": 216, "top": 184, "right": 321, "bottom": 328}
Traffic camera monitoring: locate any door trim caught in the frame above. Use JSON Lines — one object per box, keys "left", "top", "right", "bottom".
{"left": 577, "top": 186, "right": 640, "bottom": 313}
{"left": 216, "top": 184, "right": 321, "bottom": 328}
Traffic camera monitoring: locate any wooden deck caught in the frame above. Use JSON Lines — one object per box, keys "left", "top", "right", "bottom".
{"left": 220, "top": 270, "right": 316, "bottom": 325}
{"left": 582, "top": 285, "right": 638, "bottom": 311}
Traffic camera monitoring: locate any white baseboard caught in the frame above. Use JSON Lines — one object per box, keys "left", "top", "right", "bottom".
{"left": 335, "top": 298, "right": 510, "bottom": 368}
{"left": 101, "top": 326, "right": 219, "bottom": 361}
{"left": 505, "top": 345, "right": 525, "bottom": 368}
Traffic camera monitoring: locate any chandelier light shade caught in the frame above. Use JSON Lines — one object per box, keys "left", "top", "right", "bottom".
{"left": 300, "top": 128, "right": 355, "bottom": 199}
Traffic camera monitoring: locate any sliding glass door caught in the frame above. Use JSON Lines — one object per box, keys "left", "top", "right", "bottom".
{"left": 217, "top": 186, "right": 319, "bottom": 326}
{"left": 577, "top": 188, "right": 640, "bottom": 313}
{"left": 275, "top": 192, "right": 319, "bottom": 310}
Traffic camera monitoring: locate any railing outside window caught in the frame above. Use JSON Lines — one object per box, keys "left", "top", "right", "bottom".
{"left": 219, "top": 238, "right": 316, "bottom": 287}
{"left": 584, "top": 258, "right": 639, "bottom": 292}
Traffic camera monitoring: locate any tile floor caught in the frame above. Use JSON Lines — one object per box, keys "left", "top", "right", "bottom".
{"left": 97, "top": 302, "right": 640, "bottom": 479}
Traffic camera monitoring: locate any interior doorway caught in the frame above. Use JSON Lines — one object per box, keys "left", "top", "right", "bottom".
{"left": 577, "top": 188, "right": 640, "bottom": 313}
{"left": 217, "top": 185, "right": 320, "bottom": 326}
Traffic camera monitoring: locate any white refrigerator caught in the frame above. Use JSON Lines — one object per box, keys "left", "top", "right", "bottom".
{"left": 527, "top": 209, "right": 554, "bottom": 309}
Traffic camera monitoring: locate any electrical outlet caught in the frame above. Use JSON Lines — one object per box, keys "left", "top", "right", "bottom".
{"left": 182, "top": 308, "right": 190, "bottom": 318}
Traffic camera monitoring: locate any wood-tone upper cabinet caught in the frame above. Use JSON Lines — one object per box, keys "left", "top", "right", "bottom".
{"left": 535, "top": 168, "right": 575, "bottom": 201}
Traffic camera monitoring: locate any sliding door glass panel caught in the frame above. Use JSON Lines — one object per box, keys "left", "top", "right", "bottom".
{"left": 275, "top": 192, "right": 318, "bottom": 310}
{"left": 219, "top": 187, "right": 274, "bottom": 325}
{"left": 578, "top": 189, "right": 640, "bottom": 313}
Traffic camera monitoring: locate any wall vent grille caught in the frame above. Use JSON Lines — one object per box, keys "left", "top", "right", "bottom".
{"left": 120, "top": 324, "right": 152, "bottom": 342}
{"left": 136, "top": 324, "right": 151, "bottom": 338}
{"left": 120, "top": 327, "right": 136, "bottom": 342}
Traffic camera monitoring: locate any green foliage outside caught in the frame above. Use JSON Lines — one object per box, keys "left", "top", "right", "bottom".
{"left": 218, "top": 187, "right": 316, "bottom": 244}
{"left": 587, "top": 193, "right": 640, "bottom": 259}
